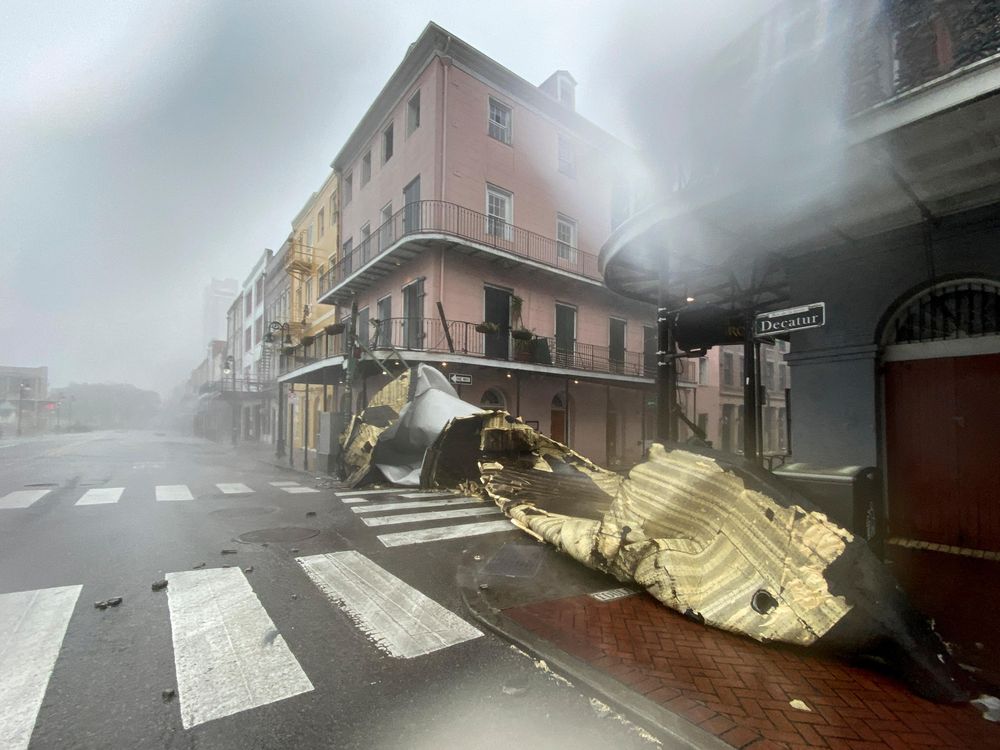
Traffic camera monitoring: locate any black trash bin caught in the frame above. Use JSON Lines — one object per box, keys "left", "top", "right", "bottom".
{"left": 772, "top": 463, "right": 885, "bottom": 558}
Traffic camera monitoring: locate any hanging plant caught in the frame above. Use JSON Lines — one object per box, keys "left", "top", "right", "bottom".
{"left": 476, "top": 321, "right": 500, "bottom": 334}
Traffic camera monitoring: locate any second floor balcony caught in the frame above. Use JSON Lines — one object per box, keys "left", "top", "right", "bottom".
{"left": 318, "top": 200, "right": 602, "bottom": 305}
{"left": 281, "top": 317, "right": 652, "bottom": 380}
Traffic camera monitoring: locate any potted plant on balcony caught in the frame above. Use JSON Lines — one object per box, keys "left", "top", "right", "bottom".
{"left": 475, "top": 321, "right": 500, "bottom": 335}
{"left": 509, "top": 295, "right": 533, "bottom": 341}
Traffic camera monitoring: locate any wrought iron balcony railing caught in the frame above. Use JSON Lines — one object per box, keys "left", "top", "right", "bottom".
{"left": 280, "top": 317, "right": 652, "bottom": 379}
{"left": 320, "top": 200, "right": 600, "bottom": 298}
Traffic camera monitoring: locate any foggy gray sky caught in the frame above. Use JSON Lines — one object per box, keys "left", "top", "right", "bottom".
{"left": 0, "top": 0, "right": 773, "bottom": 396}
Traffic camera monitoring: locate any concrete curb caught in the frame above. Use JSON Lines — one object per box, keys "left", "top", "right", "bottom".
{"left": 458, "top": 566, "right": 732, "bottom": 750}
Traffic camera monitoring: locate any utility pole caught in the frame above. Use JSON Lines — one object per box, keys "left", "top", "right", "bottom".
{"left": 16, "top": 382, "right": 31, "bottom": 437}
{"left": 223, "top": 356, "right": 237, "bottom": 447}
{"left": 742, "top": 308, "right": 759, "bottom": 464}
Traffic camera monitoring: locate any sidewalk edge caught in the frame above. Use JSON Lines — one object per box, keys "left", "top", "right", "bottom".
{"left": 460, "top": 578, "right": 732, "bottom": 750}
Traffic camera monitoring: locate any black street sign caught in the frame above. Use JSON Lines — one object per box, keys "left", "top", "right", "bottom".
{"left": 755, "top": 303, "right": 826, "bottom": 336}
{"left": 448, "top": 373, "right": 472, "bottom": 385}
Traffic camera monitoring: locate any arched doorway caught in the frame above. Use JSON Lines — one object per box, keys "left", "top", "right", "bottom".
{"left": 881, "top": 278, "right": 1000, "bottom": 550}
{"left": 479, "top": 388, "right": 506, "bottom": 410}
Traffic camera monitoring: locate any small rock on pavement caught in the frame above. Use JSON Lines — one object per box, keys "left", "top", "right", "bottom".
{"left": 306, "top": 511, "right": 317, "bottom": 517}
{"left": 192, "top": 562, "right": 206, "bottom": 569}
{"left": 244, "top": 566, "right": 254, "bottom": 573}
{"left": 221, "top": 549, "right": 238, "bottom": 555}
{"left": 290, "top": 548, "right": 300, "bottom": 553}
{"left": 94, "top": 596, "right": 123, "bottom": 610}
{"left": 151, "top": 579, "right": 168, "bottom": 592}
{"left": 162, "top": 689, "right": 176, "bottom": 703}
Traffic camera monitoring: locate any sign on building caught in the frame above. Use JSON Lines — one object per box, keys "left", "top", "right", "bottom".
{"left": 755, "top": 303, "right": 826, "bottom": 336}
{"left": 449, "top": 373, "right": 472, "bottom": 385}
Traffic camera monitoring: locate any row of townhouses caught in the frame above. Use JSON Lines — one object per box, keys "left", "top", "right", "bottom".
{"left": 189, "top": 22, "right": 791, "bottom": 470}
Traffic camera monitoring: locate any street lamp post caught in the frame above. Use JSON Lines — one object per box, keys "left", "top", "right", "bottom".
{"left": 223, "top": 355, "right": 237, "bottom": 446}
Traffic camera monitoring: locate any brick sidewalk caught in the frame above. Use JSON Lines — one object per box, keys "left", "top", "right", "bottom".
{"left": 504, "top": 593, "right": 1000, "bottom": 749}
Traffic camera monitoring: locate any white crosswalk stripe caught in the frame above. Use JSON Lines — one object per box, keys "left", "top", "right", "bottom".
{"left": 0, "top": 489, "right": 50, "bottom": 509}
{"left": 215, "top": 483, "right": 253, "bottom": 494}
{"left": 360, "top": 506, "right": 502, "bottom": 527}
{"left": 297, "top": 551, "right": 481, "bottom": 657}
{"left": 75, "top": 487, "right": 124, "bottom": 505}
{"left": 0, "top": 585, "right": 82, "bottom": 750}
{"left": 377, "top": 519, "right": 516, "bottom": 547}
{"left": 156, "top": 485, "right": 193, "bottom": 502}
{"left": 333, "top": 488, "right": 402, "bottom": 497}
{"left": 269, "top": 481, "right": 299, "bottom": 487}
{"left": 352, "top": 497, "right": 485, "bottom": 514}
{"left": 166, "top": 567, "right": 313, "bottom": 729}
{"left": 340, "top": 497, "right": 369, "bottom": 505}
{"left": 280, "top": 486, "right": 320, "bottom": 494}
{"left": 398, "top": 491, "right": 456, "bottom": 499}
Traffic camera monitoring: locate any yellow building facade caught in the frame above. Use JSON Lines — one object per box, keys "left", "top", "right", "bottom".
{"left": 285, "top": 170, "right": 339, "bottom": 459}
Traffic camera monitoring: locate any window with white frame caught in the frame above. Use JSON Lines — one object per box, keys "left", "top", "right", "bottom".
{"left": 344, "top": 172, "right": 353, "bottom": 205}
{"left": 382, "top": 123, "right": 394, "bottom": 163}
{"left": 488, "top": 97, "right": 512, "bottom": 145}
{"left": 361, "top": 151, "right": 371, "bottom": 186}
{"left": 558, "top": 135, "right": 575, "bottom": 176}
{"left": 486, "top": 185, "right": 513, "bottom": 239}
{"left": 556, "top": 214, "right": 577, "bottom": 261}
{"left": 318, "top": 207, "right": 325, "bottom": 237}
{"left": 407, "top": 90, "right": 420, "bottom": 135}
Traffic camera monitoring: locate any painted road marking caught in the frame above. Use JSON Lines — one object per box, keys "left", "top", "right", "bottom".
{"left": 166, "top": 568, "right": 313, "bottom": 729}
{"left": 340, "top": 498, "right": 368, "bottom": 505}
{"left": 156, "top": 485, "right": 193, "bottom": 502}
{"left": 280, "top": 486, "right": 320, "bottom": 494}
{"left": 333, "top": 488, "right": 401, "bottom": 497}
{"left": 377, "top": 520, "right": 516, "bottom": 547}
{"left": 361, "top": 507, "right": 502, "bottom": 527}
{"left": 0, "top": 490, "right": 50, "bottom": 509}
{"left": 398, "top": 492, "right": 455, "bottom": 499}
{"left": 216, "top": 483, "right": 253, "bottom": 494}
{"left": 0, "top": 585, "right": 82, "bottom": 750}
{"left": 297, "top": 551, "right": 481, "bottom": 658}
{"left": 352, "top": 497, "right": 484, "bottom": 514}
{"left": 269, "top": 481, "right": 299, "bottom": 487}
{"left": 75, "top": 487, "right": 124, "bottom": 505}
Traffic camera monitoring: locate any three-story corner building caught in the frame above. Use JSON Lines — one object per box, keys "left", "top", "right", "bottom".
{"left": 285, "top": 171, "right": 340, "bottom": 458}
{"left": 280, "top": 22, "right": 657, "bottom": 468}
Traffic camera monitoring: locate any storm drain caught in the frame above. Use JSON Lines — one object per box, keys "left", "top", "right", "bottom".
{"left": 484, "top": 544, "right": 546, "bottom": 578}
{"left": 238, "top": 527, "right": 319, "bottom": 544}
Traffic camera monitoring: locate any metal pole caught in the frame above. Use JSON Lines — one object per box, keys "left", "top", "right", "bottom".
{"left": 276, "top": 382, "right": 286, "bottom": 457}
{"left": 565, "top": 376, "right": 571, "bottom": 447}
{"left": 742, "top": 309, "right": 759, "bottom": 464}
{"left": 657, "top": 270, "right": 678, "bottom": 442}
{"left": 288, "top": 387, "right": 295, "bottom": 468}
{"left": 16, "top": 384, "right": 25, "bottom": 437}
{"left": 303, "top": 381, "right": 310, "bottom": 472}
{"left": 231, "top": 368, "right": 237, "bottom": 446}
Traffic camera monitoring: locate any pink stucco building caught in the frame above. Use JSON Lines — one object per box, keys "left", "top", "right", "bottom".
{"left": 282, "top": 22, "right": 658, "bottom": 469}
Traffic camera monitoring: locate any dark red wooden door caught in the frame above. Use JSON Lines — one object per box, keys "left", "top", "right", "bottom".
{"left": 885, "top": 353, "right": 1000, "bottom": 549}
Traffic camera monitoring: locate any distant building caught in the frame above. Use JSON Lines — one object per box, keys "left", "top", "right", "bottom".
{"left": 202, "top": 278, "right": 239, "bottom": 345}
{"left": 0, "top": 365, "right": 50, "bottom": 435}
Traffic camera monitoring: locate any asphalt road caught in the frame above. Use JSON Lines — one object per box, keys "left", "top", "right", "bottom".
{"left": 0, "top": 431, "right": 663, "bottom": 750}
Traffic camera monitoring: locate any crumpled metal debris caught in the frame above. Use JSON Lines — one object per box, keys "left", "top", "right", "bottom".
{"left": 347, "top": 365, "right": 968, "bottom": 703}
